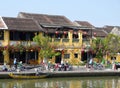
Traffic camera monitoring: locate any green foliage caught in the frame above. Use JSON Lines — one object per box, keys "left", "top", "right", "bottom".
{"left": 105, "top": 34, "right": 120, "bottom": 57}
{"left": 33, "top": 34, "right": 60, "bottom": 59}
{"left": 33, "top": 33, "right": 50, "bottom": 48}
{"left": 91, "top": 38, "right": 107, "bottom": 61}
{"left": 91, "top": 34, "right": 120, "bottom": 61}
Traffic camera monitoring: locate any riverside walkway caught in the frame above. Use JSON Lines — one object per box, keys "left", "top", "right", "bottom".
{"left": 0, "top": 66, "right": 120, "bottom": 79}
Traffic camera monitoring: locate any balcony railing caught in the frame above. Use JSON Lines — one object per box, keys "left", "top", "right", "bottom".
{"left": 10, "top": 41, "right": 38, "bottom": 46}
{"left": 72, "top": 38, "right": 79, "bottom": 42}
{"left": 62, "top": 38, "right": 69, "bottom": 42}
{"left": 83, "top": 38, "right": 90, "bottom": 42}
{"left": 82, "top": 38, "right": 90, "bottom": 45}
{"left": 54, "top": 38, "right": 61, "bottom": 42}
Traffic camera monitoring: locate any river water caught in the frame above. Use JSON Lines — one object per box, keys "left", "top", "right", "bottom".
{"left": 0, "top": 76, "right": 120, "bottom": 88}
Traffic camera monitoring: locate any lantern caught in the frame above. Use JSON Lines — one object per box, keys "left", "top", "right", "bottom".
{"left": 62, "top": 50, "right": 64, "bottom": 54}
{"left": 31, "top": 49, "right": 33, "bottom": 52}
{"left": 45, "top": 31, "right": 48, "bottom": 34}
{"left": 55, "top": 31, "right": 59, "bottom": 34}
{"left": 4, "top": 45, "right": 8, "bottom": 49}
{"left": 93, "top": 32, "right": 96, "bottom": 36}
{"left": 81, "top": 48, "right": 84, "bottom": 55}
{"left": 64, "top": 31, "right": 67, "bottom": 35}
{"left": 74, "top": 32, "right": 77, "bottom": 35}
{"left": 83, "top": 32, "right": 87, "bottom": 35}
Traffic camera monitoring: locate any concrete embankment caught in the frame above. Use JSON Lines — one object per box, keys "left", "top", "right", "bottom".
{"left": 48, "top": 70, "right": 120, "bottom": 78}
{"left": 47, "top": 66, "right": 120, "bottom": 78}
{"left": 0, "top": 72, "right": 10, "bottom": 79}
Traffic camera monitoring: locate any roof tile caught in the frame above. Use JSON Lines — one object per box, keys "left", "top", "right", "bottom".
{"left": 18, "top": 12, "right": 74, "bottom": 26}
{"left": 74, "top": 21, "right": 95, "bottom": 28}
{"left": 2, "top": 17, "right": 43, "bottom": 31}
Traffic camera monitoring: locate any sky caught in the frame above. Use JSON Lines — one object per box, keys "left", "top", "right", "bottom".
{"left": 0, "top": 0, "right": 120, "bottom": 27}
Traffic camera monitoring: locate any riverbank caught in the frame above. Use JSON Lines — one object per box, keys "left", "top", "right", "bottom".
{"left": 0, "top": 66, "right": 120, "bottom": 79}
{"left": 48, "top": 70, "right": 120, "bottom": 78}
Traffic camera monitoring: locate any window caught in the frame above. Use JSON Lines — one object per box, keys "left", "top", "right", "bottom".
{"left": 48, "top": 33, "right": 54, "bottom": 38}
{"left": 64, "top": 34, "right": 68, "bottom": 38}
{"left": 10, "top": 31, "right": 37, "bottom": 41}
{"left": 0, "top": 31, "right": 4, "bottom": 40}
{"left": 49, "top": 56, "right": 52, "bottom": 59}
{"left": 74, "top": 53, "right": 78, "bottom": 58}
{"left": 73, "top": 31, "right": 78, "bottom": 38}
{"left": 55, "top": 33, "right": 62, "bottom": 39}
{"left": 111, "top": 57, "right": 116, "bottom": 60}
{"left": 64, "top": 54, "right": 70, "bottom": 59}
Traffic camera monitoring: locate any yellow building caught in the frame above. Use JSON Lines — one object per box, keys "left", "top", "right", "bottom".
{"left": 0, "top": 17, "right": 43, "bottom": 65}
{"left": 0, "top": 12, "right": 108, "bottom": 65}
{"left": 0, "top": 12, "right": 84, "bottom": 65}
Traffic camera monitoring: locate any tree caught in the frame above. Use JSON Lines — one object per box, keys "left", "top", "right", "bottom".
{"left": 91, "top": 37, "right": 107, "bottom": 62}
{"left": 33, "top": 33, "right": 60, "bottom": 62}
{"left": 91, "top": 34, "right": 120, "bottom": 62}
{"left": 105, "top": 34, "right": 120, "bottom": 57}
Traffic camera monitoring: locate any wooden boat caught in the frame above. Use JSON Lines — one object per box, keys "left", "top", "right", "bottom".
{"left": 9, "top": 72, "right": 48, "bottom": 79}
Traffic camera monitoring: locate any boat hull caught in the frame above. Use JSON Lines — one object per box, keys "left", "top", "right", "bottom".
{"left": 9, "top": 73, "right": 48, "bottom": 79}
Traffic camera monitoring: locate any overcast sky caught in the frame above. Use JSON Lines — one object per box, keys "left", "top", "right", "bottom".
{"left": 0, "top": 0, "right": 119, "bottom": 27}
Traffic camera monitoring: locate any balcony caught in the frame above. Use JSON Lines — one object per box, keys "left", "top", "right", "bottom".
{"left": 10, "top": 41, "right": 38, "bottom": 46}
{"left": 54, "top": 38, "right": 61, "bottom": 42}
{"left": 72, "top": 38, "right": 79, "bottom": 43}
{"left": 82, "top": 38, "right": 91, "bottom": 46}
{"left": 83, "top": 38, "right": 90, "bottom": 43}
{"left": 62, "top": 38, "right": 69, "bottom": 42}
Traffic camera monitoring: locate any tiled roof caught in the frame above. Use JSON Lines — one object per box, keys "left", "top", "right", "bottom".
{"left": 18, "top": 12, "right": 75, "bottom": 27}
{"left": 74, "top": 21, "right": 95, "bottom": 28}
{"left": 103, "top": 25, "right": 114, "bottom": 33}
{"left": 0, "top": 17, "right": 6, "bottom": 29}
{"left": 87, "top": 28, "right": 107, "bottom": 37}
{"left": 2, "top": 17, "right": 43, "bottom": 31}
{"left": 0, "top": 21, "right": 5, "bottom": 28}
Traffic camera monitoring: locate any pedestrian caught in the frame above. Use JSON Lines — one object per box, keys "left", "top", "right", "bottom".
{"left": 48, "top": 61, "right": 51, "bottom": 70}
{"left": 13, "top": 58, "right": 17, "bottom": 69}
{"left": 18, "top": 61, "right": 23, "bottom": 70}
{"left": 2, "top": 62, "right": 8, "bottom": 71}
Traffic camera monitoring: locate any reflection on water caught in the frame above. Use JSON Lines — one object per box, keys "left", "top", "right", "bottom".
{"left": 0, "top": 76, "right": 120, "bottom": 88}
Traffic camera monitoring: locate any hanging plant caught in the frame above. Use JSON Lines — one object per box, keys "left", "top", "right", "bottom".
{"left": 9, "top": 43, "right": 25, "bottom": 53}
{"left": 20, "top": 49, "right": 23, "bottom": 54}
{"left": 24, "top": 41, "right": 32, "bottom": 51}
{"left": 18, "top": 44, "right": 24, "bottom": 54}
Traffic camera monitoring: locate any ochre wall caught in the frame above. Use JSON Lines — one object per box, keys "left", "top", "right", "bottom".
{"left": 3, "top": 30, "right": 83, "bottom": 65}
{"left": 3, "top": 30, "right": 10, "bottom": 64}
